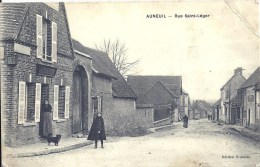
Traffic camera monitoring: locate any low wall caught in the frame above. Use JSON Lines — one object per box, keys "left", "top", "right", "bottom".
{"left": 136, "top": 104, "right": 154, "bottom": 128}
{"left": 153, "top": 117, "right": 172, "bottom": 127}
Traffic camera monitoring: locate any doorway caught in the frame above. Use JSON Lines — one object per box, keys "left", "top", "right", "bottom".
{"left": 39, "top": 84, "right": 49, "bottom": 137}
{"left": 72, "top": 66, "right": 88, "bottom": 134}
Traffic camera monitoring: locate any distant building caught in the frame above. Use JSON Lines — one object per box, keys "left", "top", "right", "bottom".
{"left": 219, "top": 67, "right": 246, "bottom": 124}
{"left": 127, "top": 75, "right": 191, "bottom": 125}
{"left": 238, "top": 67, "right": 260, "bottom": 131}
{"left": 213, "top": 99, "right": 221, "bottom": 121}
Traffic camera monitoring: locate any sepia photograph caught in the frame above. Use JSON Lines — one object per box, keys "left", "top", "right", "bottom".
{"left": 0, "top": 1, "right": 260, "bottom": 167}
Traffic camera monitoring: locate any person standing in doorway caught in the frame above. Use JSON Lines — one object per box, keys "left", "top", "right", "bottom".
{"left": 40, "top": 99, "right": 53, "bottom": 138}
{"left": 87, "top": 111, "right": 106, "bottom": 149}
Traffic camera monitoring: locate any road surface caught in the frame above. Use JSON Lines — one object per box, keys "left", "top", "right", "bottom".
{"left": 3, "top": 119, "right": 260, "bottom": 167}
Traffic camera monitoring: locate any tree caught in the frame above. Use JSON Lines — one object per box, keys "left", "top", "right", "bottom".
{"left": 95, "top": 39, "right": 139, "bottom": 77}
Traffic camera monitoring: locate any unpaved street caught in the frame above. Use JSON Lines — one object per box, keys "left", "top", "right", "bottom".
{"left": 4, "top": 119, "right": 260, "bottom": 167}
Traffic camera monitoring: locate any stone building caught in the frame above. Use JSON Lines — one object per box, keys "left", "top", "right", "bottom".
{"left": 0, "top": 3, "right": 94, "bottom": 146}
{"left": 238, "top": 67, "right": 260, "bottom": 131}
{"left": 72, "top": 39, "right": 138, "bottom": 136}
{"left": 219, "top": 67, "right": 246, "bottom": 124}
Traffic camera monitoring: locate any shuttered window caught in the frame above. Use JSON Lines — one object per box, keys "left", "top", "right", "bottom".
{"left": 53, "top": 85, "right": 59, "bottom": 120}
{"left": 36, "top": 14, "right": 57, "bottom": 63}
{"left": 36, "top": 15, "right": 43, "bottom": 58}
{"left": 51, "top": 22, "right": 57, "bottom": 63}
{"left": 35, "top": 83, "right": 41, "bottom": 122}
{"left": 64, "top": 86, "right": 70, "bottom": 118}
{"left": 18, "top": 81, "right": 26, "bottom": 124}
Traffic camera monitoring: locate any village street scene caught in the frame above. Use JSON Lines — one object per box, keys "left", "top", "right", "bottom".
{"left": 1, "top": 1, "right": 260, "bottom": 167}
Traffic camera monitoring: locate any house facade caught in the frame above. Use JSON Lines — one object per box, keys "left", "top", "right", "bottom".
{"left": 219, "top": 67, "right": 246, "bottom": 124}
{"left": 238, "top": 67, "right": 260, "bottom": 131}
{"left": 0, "top": 3, "right": 94, "bottom": 146}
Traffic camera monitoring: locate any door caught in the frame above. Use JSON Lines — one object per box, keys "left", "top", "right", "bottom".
{"left": 230, "top": 108, "right": 236, "bottom": 124}
{"left": 72, "top": 70, "right": 83, "bottom": 133}
{"left": 217, "top": 107, "right": 219, "bottom": 121}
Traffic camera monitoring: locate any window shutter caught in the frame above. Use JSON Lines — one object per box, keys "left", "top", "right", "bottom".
{"left": 18, "top": 81, "right": 26, "bottom": 124}
{"left": 35, "top": 83, "right": 41, "bottom": 122}
{"left": 64, "top": 86, "right": 70, "bottom": 118}
{"left": 53, "top": 85, "right": 59, "bottom": 120}
{"left": 36, "top": 14, "right": 43, "bottom": 58}
{"left": 51, "top": 22, "right": 57, "bottom": 62}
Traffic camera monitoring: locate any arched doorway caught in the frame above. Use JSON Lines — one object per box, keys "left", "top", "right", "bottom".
{"left": 72, "top": 66, "right": 88, "bottom": 134}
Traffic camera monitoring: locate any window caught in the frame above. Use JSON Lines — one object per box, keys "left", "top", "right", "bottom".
{"left": 248, "top": 95, "right": 254, "bottom": 102}
{"left": 58, "top": 86, "right": 66, "bottom": 119}
{"left": 36, "top": 14, "right": 57, "bottom": 62}
{"left": 42, "top": 18, "right": 52, "bottom": 61}
{"left": 26, "top": 83, "right": 36, "bottom": 122}
{"left": 18, "top": 82, "right": 41, "bottom": 124}
{"left": 53, "top": 85, "right": 69, "bottom": 120}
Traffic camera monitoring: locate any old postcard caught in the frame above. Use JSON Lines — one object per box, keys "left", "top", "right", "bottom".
{"left": 1, "top": 1, "right": 260, "bottom": 167}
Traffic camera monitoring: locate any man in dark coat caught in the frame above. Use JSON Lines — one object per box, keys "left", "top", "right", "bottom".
{"left": 183, "top": 114, "right": 188, "bottom": 128}
{"left": 87, "top": 111, "right": 106, "bottom": 149}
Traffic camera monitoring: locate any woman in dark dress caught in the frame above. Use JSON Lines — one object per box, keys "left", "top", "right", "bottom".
{"left": 40, "top": 99, "right": 53, "bottom": 138}
{"left": 183, "top": 114, "right": 188, "bottom": 128}
{"left": 87, "top": 111, "right": 106, "bottom": 149}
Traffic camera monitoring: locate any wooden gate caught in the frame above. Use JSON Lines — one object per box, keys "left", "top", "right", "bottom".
{"left": 72, "top": 70, "right": 83, "bottom": 134}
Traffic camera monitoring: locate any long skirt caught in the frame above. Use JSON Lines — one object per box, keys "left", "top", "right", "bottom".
{"left": 42, "top": 112, "right": 53, "bottom": 137}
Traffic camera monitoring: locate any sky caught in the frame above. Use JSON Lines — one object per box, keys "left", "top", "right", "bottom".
{"left": 65, "top": 0, "right": 259, "bottom": 103}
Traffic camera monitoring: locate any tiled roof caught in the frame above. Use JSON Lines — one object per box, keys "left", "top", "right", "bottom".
{"left": 72, "top": 39, "right": 137, "bottom": 99}
{"left": 72, "top": 39, "right": 115, "bottom": 79}
{"left": 0, "top": 3, "right": 28, "bottom": 40}
{"left": 127, "top": 75, "right": 182, "bottom": 98}
{"left": 240, "top": 67, "right": 260, "bottom": 89}
{"left": 148, "top": 81, "right": 178, "bottom": 98}
{"left": 220, "top": 74, "right": 246, "bottom": 90}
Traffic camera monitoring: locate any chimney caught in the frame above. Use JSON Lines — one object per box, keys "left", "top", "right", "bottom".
{"left": 234, "top": 67, "right": 243, "bottom": 75}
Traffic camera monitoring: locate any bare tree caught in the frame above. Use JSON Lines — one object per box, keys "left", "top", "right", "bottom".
{"left": 95, "top": 39, "right": 139, "bottom": 77}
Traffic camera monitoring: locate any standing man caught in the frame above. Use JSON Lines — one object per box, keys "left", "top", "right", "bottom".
{"left": 40, "top": 99, "right": 53, "bottom": 138}
{"left": 88, "top": 111, "right": 106, "bottom": 149}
